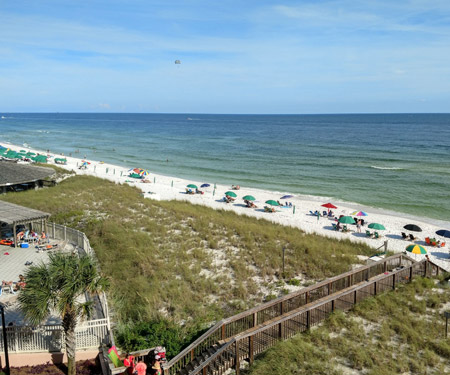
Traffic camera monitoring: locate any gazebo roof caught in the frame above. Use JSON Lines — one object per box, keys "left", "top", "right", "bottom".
{"left": 0, "top": 200, "right": 50, "bottom": 225}
{"left": 0, "top": 161, "right": 55, "bottom": 187}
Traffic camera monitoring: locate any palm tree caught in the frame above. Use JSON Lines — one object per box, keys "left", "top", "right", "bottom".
{"left": 18, "top": 252, "right": 109, "bottom": 375}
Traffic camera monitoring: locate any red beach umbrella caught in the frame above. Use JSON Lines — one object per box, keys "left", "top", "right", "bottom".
{"left": 321, "top": 203, "right": 337, "bottom": 209}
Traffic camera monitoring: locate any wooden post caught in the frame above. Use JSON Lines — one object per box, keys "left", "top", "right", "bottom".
{"left": 392, "top": 274, "right": 396, "bottom": 290}
{"left": 191, "top": 349, "right": 194, "bottom": 361}
{"left": 409, "top": 266, "right": 413, "bottom": 282}
{"left": 305, "top": 291, "right": 309, "bottom": 304}
{"left": 384, "top": 260, "right": 387, "bottom": 273}
{"left": 331, "top": 300, "right": 335, "bottom": 312}
{"left": 253, "top": 312, "right": 258, "bottom": 327}
{"left": 278, "top": 322, "right": 284, "bottom": 338}
{"left": 280, "top": 301, "right": 284, "bottom": 315}
{"left": 235, "top": 340, "right": 240, "bottom": 375}
{"left": 306, "top": 311, "right": 311, "bottom": 330}
{"left": 374, "top": 281, "right": 377, "bottom": 296}
{"left": 328, "top": 282, "right": 332, "bottom": 295}
{"left": 202, "top": 367, "right": 207, "bottom": 375}
{"left": 424, "top": 261, "right": 428, "bottom": 277}
{"left": 354, "top": 290, "right": 357, "bottom": 304}
{"left": 445, "top": 311, "right": 449, "bottom": 338}
{"left": 222, "top": 324, "right": 226, "bottom": 340}
{"left": 249, "top": 336, "right": 254, "bottom": 364}
{"left": 13, "top": 223, "right": 17, "bottom": 248}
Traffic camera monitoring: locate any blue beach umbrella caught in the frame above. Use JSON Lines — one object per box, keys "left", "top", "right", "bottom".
{"left": 280, "top": 195, "right": 294, "bottom": 199}
{"left": 436, "top": 229, "right": 450, "bottom": 238}
{"left": 201, "top": 183, "right": 210, "bottom": 188}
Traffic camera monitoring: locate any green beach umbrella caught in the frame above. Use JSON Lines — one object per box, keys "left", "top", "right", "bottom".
{"left": 405, "top": 244, "right": 427, "bottom": 255}
{"left": 338, "top": 216, "right": 355, "bottom": 224}
{"left": 368, "top": 223, "right": 386, "bottom": 230}
{"left": 225, "top": 191, "right": 237, "bottom": 198}
{"left": 187, "top": 184, "right": 198, "bottom": 189}
{"left": 265, "top": 200, "right": 280, "bottom": 206}
{"left": 242, "top": 195, "right": 256, "bottom": 201}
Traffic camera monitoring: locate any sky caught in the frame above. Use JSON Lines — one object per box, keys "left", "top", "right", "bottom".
{"left": 1, "top": 0, "right": 449, "bottom": 114}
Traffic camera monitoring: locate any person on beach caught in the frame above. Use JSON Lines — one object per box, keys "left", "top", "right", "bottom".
{"left": 357, "top": 219, "right": 362, "bottom": 233}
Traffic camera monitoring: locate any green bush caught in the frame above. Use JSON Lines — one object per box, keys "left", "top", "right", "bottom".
{"left": 116, "top": 319, "right": 186, "bottom": 358}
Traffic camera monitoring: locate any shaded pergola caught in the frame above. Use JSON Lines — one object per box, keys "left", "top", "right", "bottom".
{"left": 0, "top": 201, "right": 50, "bottom": 247}
{"left": 0, "top": 161, "right": 55, "bottom": 194}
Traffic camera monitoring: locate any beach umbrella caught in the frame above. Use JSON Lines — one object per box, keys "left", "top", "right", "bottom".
{"left": 140, "top": 170, "right": 150, "bottom": 177}
{"left": 280, "top": 195, "right": 293, "bottom": 199}
{"left": 322, "top": 203, "right": 337, "bottom": 209}
{"left": 404, "top": 224, "right": 422, "bottom": 232}
{"left": 436, "top": 229, "right": 450, "bottom": 238}
{"left": 351, "top": 211, "right": 368, "bottom": 217}
{"left": 338, "top": 216, "right": 355, "bottom": 224}
{"left": 225, "top": 191, "right": 237, "bottom": 198}
{"left": 200, "top": 183, "right": 210, "bottom": 188}
{"left": 265, "top": 200, "right": 280, "bottom": 206}
{"left": 242, "top": 195, "right": 256, "bottom": 201}
{"left": 368, "top": 223, "right": 386, "bottom": 230}
{"left": 405, "top": 244, "right": 427, "bottom": 255}
{"left": 187, "top": 184, "right": 198, "bottom": 189}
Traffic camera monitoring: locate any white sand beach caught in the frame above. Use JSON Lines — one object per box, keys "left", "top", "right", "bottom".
{"left": 6, "top": 144, "right": 450, "bottom": 272}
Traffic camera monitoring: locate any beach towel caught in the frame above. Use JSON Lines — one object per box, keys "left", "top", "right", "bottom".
{"left": 107, "top": 350, "right": 123, "bottom": 368}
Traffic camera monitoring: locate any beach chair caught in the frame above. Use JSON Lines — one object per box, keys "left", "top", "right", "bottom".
{"left": 425, "top": 237, "right": 431, "bottom": 245}
{"left": 366, "top": 230, "right": 372, "bottom": 237}
{"left": 409, "top": 234, "right": 416, "bottom": 241}
{"left": 322, "top": 210, "right": 327, "bottom": 216}
{"left": 401, "top": 232, "right": 408, "bottom": 240}
{"left": 374, "top": 232, "right": 380, "bottom": 239}
{"left": 332, "top": 223, "right": 337, "bottom": 230}
{"left": 441, "top": 242, "right": 446, "bottom": 247}
{"left": 342, "top": 225, "right": 348, "bottom": 232}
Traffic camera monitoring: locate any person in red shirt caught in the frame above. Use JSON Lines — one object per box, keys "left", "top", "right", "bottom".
{"left": 135, "top": 359, "right": 147, "bottom": 375}
{"left": 123, "top": 353, "right": 135, "bottom": 375}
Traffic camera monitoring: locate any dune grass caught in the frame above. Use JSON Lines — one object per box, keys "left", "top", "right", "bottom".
{"left": 245, "top": 276, "right": 450, "bottom": 375}
{"left": 1, "top": 174, "right": 375, "bottom": 351}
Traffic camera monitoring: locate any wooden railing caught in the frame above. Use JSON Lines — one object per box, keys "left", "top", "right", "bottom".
{"left": 186, "top": 258, "right": 447, "bottom": 375}
{"left": 162, "top": 254, "right": 419, "bottom": 375}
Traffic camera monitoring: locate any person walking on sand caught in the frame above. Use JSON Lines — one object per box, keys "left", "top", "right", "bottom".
{"left": 357, "top": 219, "right": 362, "bottom": 233}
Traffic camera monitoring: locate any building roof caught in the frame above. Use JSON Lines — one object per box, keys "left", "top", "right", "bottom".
{"left": 0, "top": 160, "right": 55, "bottom": 187}
{"left": 0, "top": 200, "right": 50, "bottom": 225}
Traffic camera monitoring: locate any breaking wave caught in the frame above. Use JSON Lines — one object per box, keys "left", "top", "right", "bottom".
{"left": 371, "top": 166, "right": 404, "bottom": 170}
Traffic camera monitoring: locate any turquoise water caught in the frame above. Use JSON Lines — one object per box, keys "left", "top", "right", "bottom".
{"left": 1, "top": 113, "right": 449, "bottom": 221}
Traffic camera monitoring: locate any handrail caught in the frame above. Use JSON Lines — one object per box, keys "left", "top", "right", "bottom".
{"left": 163, "top": 253, "right": 406, "bottom": 373}
{"left": 186, "top": 258, "right": 448, "bottom": 375}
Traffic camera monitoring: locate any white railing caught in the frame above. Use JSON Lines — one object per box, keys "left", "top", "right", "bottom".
{"left": 0, "top": 318, "right": 109, "bottom": 353}
{"left": 1, "top": 222, "right": 112, "bottom": 353}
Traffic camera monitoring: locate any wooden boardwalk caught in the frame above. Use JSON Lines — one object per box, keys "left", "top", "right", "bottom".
{"left": 106, "top": 255, "right": 446, "bottom": 375}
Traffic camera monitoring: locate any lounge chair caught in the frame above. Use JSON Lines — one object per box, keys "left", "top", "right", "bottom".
{"left": 425, "top": 237, "right": 431, "bottom": 245}
{"left": 409, "top": 234, "right": 416, "bottom": 241}
{"left": 374, "top": 232, "right": 380, "bottom": 239}
{"left": 401, "top": 232, "right": 408, "bottom": 240}
{"left": 322, "top": 211, "right": 327, "bottom": 216}
{"left": 342, "top": 225, "right": 348, "bottom": 232}
{"left": 332, "top": 223, "right": 337, "bottom": 230}
{"left": 366, "top": 230, "right": 372, "bottom": 237}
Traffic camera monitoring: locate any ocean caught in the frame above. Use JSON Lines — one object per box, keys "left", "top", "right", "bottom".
{"left": 1, "top": 113, "right": 449, "bottom": 222}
